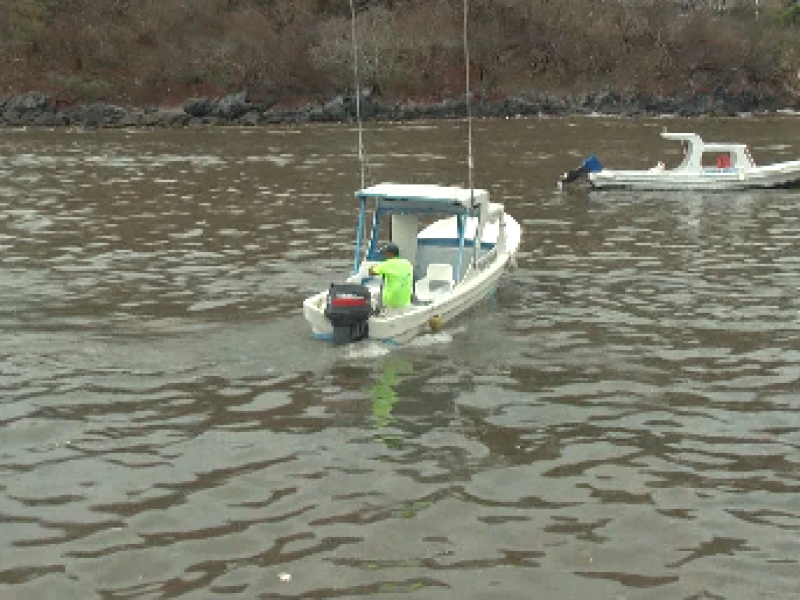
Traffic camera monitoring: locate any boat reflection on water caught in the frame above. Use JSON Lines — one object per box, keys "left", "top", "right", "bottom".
{"left": 369, "top": 358, "right": 412, "bottom": 448}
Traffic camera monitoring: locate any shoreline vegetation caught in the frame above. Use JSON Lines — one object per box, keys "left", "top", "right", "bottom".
{"left": 1, "top": 0, "right": 799, "bottom": 128}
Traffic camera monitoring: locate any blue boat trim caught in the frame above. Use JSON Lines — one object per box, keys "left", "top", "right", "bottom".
{"left": 311, "top": 332, "right": 401, "bottom": 347}
{"left": 456, "top": 214, "right": 465, "bottom": 282}
{"left": 353, "top": 196, "right": 367, "bottom": 274}
{"left": 418, "top": 237, "right": 494, "bottom": 250}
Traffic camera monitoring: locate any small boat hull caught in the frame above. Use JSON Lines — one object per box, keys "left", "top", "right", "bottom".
{"left": 589, "top": 163, "right": 800, "bottom": 191}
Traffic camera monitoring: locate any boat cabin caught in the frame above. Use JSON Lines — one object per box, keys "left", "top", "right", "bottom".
{"left": 351, "top": 183, "right": 503, "bottom": 296}
{"left": 662, "top": 132, "right": 756, "bottom": 172}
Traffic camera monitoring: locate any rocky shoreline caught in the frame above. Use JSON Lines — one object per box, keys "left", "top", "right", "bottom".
{"left": 1, "top": 89, "right": 798, "bottom": 128}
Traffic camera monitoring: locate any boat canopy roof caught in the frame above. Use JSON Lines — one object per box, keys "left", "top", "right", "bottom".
{"left": 356, "top": 183, "right": 489, "bottom": 212}
{"left": 661, "top": 131, "right": 755, "bottom": 167}
{"left": 661, "top": 132, "right": 756, "bottom": 169}
{"left": 662, "top": 132, "right": 749, "bottom": 153}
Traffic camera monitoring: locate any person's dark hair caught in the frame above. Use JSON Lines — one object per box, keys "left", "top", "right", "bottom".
{"left": 381, "top": 243, "right": 400, "bottom": 257}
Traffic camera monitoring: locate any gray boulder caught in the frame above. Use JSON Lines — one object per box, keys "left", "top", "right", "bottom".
{"left": 212, "top": 92, "right": 250, "bottom": 120}
{"left": 184, "top": 97, "right": 212, "bottom": 118}
{"left": 1, "top": 92, "right": 55, "bottom": 124}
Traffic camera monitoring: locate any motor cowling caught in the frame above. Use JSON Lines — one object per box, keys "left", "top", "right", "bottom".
{"left": 324, "top": 283, "right": 371, "bottom": 345}
{"left": 559, "top": 154, "right": 603, "bottom": 184}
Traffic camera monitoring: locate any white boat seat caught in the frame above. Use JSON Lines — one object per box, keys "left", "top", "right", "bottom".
{"left": 415, "top": 263, "right": 454, "bottom": 302}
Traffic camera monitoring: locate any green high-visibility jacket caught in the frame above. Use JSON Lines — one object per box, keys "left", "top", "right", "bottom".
{"left": 372, "top": 257, "right": 413, "bottom": 307}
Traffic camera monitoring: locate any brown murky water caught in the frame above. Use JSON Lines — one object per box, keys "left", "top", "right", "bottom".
{"left": 1, "top": 116, "right": 799, "bottom": 599}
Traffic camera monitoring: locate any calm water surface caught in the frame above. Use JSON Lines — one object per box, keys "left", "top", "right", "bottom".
{"left": 1, "top": 117, "right": 799, "bottom": 599}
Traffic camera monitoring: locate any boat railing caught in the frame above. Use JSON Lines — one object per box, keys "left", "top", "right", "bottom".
{"left": 475, "top": 246, "right": 498, "bottom": 270}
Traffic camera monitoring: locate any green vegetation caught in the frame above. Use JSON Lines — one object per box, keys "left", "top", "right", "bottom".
{"left": 1, "top": 0, "right": 798, "bottom": 107}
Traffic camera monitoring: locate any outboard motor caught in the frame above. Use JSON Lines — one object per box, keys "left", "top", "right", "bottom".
{"left": 559, "top": 154, "right": 603, "bottom": 184}
{"left": 324, "top": 283, "right": 371, "bottom": 345}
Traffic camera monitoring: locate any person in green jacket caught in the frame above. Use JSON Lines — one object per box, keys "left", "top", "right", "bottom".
{"left": 369, "top": 243, "right": 413, "bottom": 308}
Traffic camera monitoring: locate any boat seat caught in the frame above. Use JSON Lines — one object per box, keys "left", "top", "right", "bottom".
{"left": 415, "top": 263, "right": 454, "bottom": 302}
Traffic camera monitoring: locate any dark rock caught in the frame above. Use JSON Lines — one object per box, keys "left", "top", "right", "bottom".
{"left": 1, "top": 92, "right": 55, "bottom": 125}
{"left": 503, "top": 94, "right": 543, "bottom": 117}
{"left": 142, "top": 109, "right": 189, "bottom": 127}
{"left": 184, "top": 97, "right": 212, "bottom": 118}
{"left": 118, "top": 110, "right": 145, "bottom": 127}
{"left": 62, "top": 102, "right": 128, "bottom": 127}
{"left": 212, "top": 92, "right": 249, "bottom": 120}
{"left": 321, "top": 95, "right": 353, "bottom": 121}
{"left": 1, "top": 85, "right": 798, "bottom": 129}
{"left": 240, "top": 110, "right": 262, "bottom": 126}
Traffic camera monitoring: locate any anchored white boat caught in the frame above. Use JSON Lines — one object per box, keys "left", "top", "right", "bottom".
{"left": 560, "top": 132, "right": 800, "bottom": 191}
{"left": 303, "top": 183, "right": 521, "bottom": 345}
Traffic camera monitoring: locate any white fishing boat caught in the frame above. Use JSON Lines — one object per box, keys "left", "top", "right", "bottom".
{"left": 560, "top": 132, "right": 800, "bottom": 191}
{"left": 302, "top": 0, "right": 521, "bottom": 345}
{"left": 303, "top": 183, "right": 521, "bottom": 344}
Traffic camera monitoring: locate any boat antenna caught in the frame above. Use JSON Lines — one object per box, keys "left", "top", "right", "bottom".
{"left": 464, "top": 0, "right": 480, "bottom": 270}
{"left": 463, "top": 0, "right": 474, "bottom": 204}
{"left": 349, "top": 0, "right": 366, "bottom": 190}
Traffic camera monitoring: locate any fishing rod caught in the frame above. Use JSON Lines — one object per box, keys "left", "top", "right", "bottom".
{"left": 349, "top": 0, "right": 366, "bottom": 191}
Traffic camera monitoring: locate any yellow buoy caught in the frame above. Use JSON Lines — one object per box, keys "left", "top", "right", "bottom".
{"left": 428, "top": 314, "right": 443, "bottom": 332}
